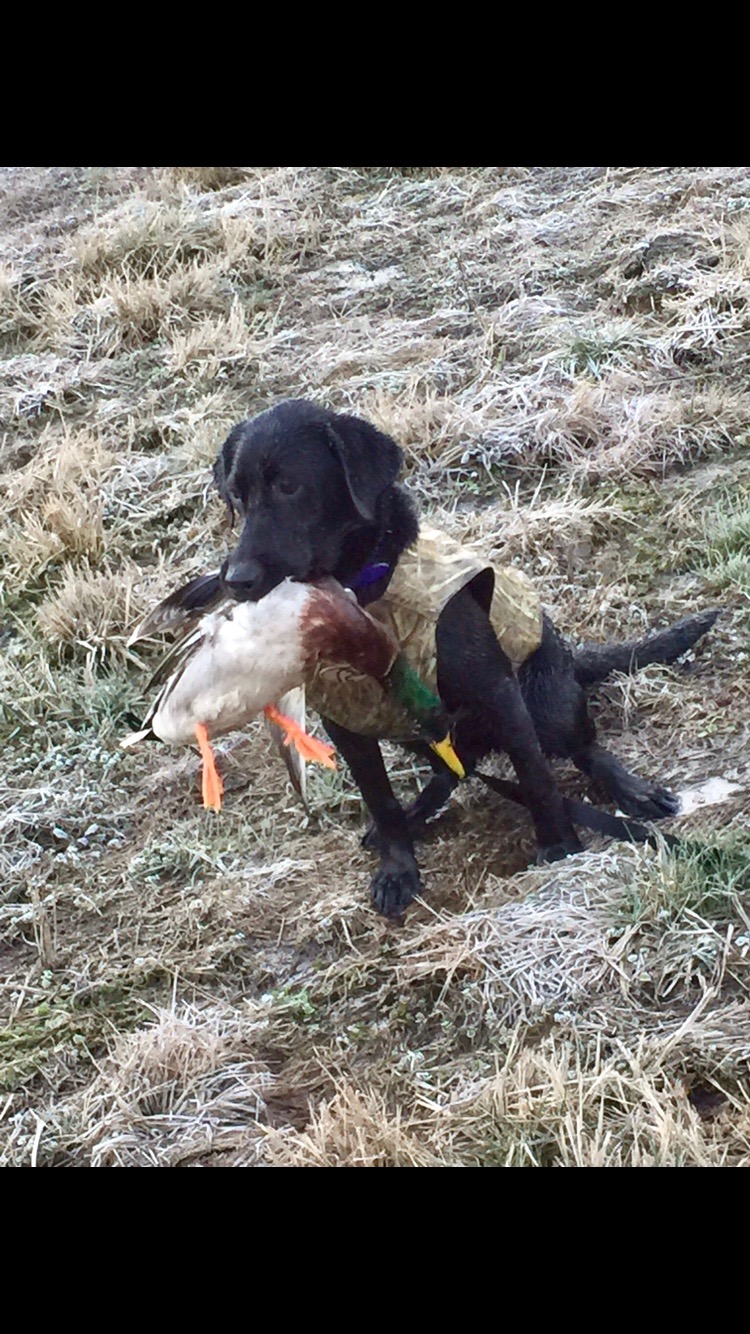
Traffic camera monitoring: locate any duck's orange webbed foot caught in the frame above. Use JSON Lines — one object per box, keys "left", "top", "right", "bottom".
{"left": 263, "top": 705, "right": 337, "bottom": 769}
{"left": 194, "top": 722, "right": 224, "bottom": 811}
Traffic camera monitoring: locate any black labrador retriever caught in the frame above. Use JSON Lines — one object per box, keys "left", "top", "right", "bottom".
{"left": 212, "top": 398, "right": 718, "bottom": 917}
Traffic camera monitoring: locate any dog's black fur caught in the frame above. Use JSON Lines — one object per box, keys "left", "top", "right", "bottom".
{"left": 213, "top": 399, "right": 719, "bottom": 917}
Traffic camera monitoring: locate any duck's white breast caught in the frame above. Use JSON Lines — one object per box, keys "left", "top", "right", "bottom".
{"left": 152, "top": 580, "right": 311, "bottom": 745}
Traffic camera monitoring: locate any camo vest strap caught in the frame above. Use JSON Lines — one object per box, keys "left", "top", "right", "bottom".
{"left": 305, "top": 524, "right": 543, "bottom": 740}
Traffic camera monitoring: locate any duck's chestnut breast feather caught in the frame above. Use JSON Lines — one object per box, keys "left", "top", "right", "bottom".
{"left": 300, "top": 585, "right": 397, "bottom": 680}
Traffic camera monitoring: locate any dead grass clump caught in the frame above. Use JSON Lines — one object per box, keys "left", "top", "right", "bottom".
{"left": 66, "top": 1004, "right": 270, "bottom": 1167}
{"left": 168, "top": 301, "right": 250, "bottom": 378}
{"left": 72, "top": 201, "right": 272, "bottom": 294}
{"left": 396, "top": 855, "right": 629, "bottom": 1028}
{"left": 433, "top": 481, "right": 629, "bottom": 571}
{"left": 35, "top": 558, "right": 151, "bottom": 660}
{"left": 675, "top": 1000, "right": 750, "bottom": 1084}
{"left": 0, "top": 428, "right": 112, "bottom": 515}
{"left": 264, "top": 1034, "right": 731, "bottom": 1167}
{"left": 39, "top": 493, "right": 104, "bottom": 561}
{"left": 121, "top": 388, "right": 241, "bottom": 476}
{"left": 46, "top": 285, "right": 111, "bottom": 357}
{"left": 74, "top": 202, "right": 231, "bottom": 283}
{"left": 396, "top": 839, "right": 750, "bottom": 1033}
{"left": 0, "top": 430, "right": 113, "bottom": 580}
{"left": 662, "top": 271, "right": 750, "bottom": 367}
{"left": 45, "top": 218, "right": 270, "bottom": 359}
{"left": 591, "top": 666, "right": 706, "bottom": 744}
{"left": 100, "top": 262, "right": 235, "bottom": 351}
{"left": 265, "top": 1082, "right": 439, "bottom": 1167}
{"left": 2, "top": 515, "right": 66, "bottom": 586}
{"left": 0, "top": 263, "right": 47, "bottom": 346}
{"left": 435, "top": 1035, "right": 722, "bottom": 1167}
{"left": 165, "top": 167, "right": 251, "bottom": 192}
{"left": 538, "top": 377, "right": 745, "bottom": 482}
{"left": 362, "top": 386, "right": 471, "bottom": 467}
{"left": 70, "top": 233, "right": 275, "bottom": 359}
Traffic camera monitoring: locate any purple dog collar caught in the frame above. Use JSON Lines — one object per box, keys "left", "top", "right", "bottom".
{"left": 349, "top": 561, "right": 390, "bottom": 592}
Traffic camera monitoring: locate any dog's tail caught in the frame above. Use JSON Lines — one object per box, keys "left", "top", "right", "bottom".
{"left": 572, "top": 608, "right": 720, "bottom": 688}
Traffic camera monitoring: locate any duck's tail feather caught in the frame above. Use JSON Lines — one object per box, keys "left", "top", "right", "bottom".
{"left": 120, "top": 726, "right": 154, "bottom": 749}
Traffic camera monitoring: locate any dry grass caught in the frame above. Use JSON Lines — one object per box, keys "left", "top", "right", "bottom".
{"left": 68, "top": 1003, "right": 271, "bottom": 1167}
{"left": 168, "top": 301, "right": 251, "bottom": 378}
{"left": 265, "top": 1082, "right": 440, "bottom": 1167}
{"left": 34, "top": 557, "right": 153, "bottom": 661}
{"left": 164, "top": 167, "right": 252, "bottom": 193}
{"left": 1, "top": 165, "right": 749, "bottom": 1167}
{"left": 73, "top": 203, "right": 233, "bottom": 280}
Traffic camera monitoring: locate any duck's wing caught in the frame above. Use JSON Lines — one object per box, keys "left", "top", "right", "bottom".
{"left": 122, "top": 582, "right": 226, "bottom": 748}
{"left": 121, "top": 611, "right": 219, "bottom": 749}
{"left": 265, "top": 686, "right": 308, "bottom": 807}
{"left": 127, "top": 573, "right": 225, "bottom": 647}
{"left": 143, "top": 615, "right": 215, "bottom": 691}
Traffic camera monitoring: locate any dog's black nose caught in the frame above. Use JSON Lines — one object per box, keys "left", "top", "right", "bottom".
{"left": 221, "top": 556, "right": 265, "bottom": 601}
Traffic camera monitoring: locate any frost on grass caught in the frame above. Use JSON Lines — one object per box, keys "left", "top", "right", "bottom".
{"left": 2, "top": 1004, "right": 272, "bottom": 1168}
{"left": 1, "top": 166, "right": 750, "bottom": 1167}
{"left": 35, "top": 558, "right": 152, "bottom": 660}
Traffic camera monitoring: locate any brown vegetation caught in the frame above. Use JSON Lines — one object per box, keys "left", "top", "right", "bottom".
{"left": 0, "top": 166, "right": 748, "bottom": 1166}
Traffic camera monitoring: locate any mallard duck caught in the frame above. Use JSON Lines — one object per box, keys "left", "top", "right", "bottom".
{"left": 123, "top": 574, "right": 464, "bottom": 811}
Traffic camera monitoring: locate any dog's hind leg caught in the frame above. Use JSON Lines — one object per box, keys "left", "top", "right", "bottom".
{"left": 322, "top": 719, "right": 423, "bottom": 918}
{"left": 436, "top": 593, "right": 582, "bottom": 863}
{"left": 570, "top": 741, "right": 680, "bottom": 820}
{"left": 520, "top": 618, "right": 680, "bottom": 820}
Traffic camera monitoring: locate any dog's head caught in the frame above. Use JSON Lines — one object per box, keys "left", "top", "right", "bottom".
{"left": 213, "top": 399, "right": 405, "bottom": 601}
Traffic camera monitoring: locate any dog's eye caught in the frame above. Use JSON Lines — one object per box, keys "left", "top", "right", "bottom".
{"left": 275, "top": 477, "right": 300, "bottom": 497}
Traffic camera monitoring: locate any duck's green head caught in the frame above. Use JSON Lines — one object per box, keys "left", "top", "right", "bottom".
{"left": 385, "top": 656, "right": 465, "bottom": 779}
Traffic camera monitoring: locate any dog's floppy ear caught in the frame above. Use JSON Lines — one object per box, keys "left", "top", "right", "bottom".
{"left": 325, "top": 415, "right": 403, "bottom": 522}
{"left": 212, "top": 423, "right": 245, "bottom": 527}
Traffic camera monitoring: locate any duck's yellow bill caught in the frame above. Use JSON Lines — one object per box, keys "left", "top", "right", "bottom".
{"left": 430, "top": 735, "right": 465, "bottom": 779}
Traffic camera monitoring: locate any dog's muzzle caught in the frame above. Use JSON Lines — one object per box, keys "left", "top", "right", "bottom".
{"left": 220, "top": 555, "right": 278, "bottom": 602}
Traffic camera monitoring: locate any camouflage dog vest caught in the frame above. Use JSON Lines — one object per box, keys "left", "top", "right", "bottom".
{"left": 304, "top": 524, "right": 543, "bottom": 741}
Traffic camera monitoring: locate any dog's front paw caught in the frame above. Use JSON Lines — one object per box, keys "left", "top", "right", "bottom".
{"left": 370, "top": 850, "right": 422, "bottom": 918}
{"left": 536, "top": 835, "right": 583, "bottom": 865}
